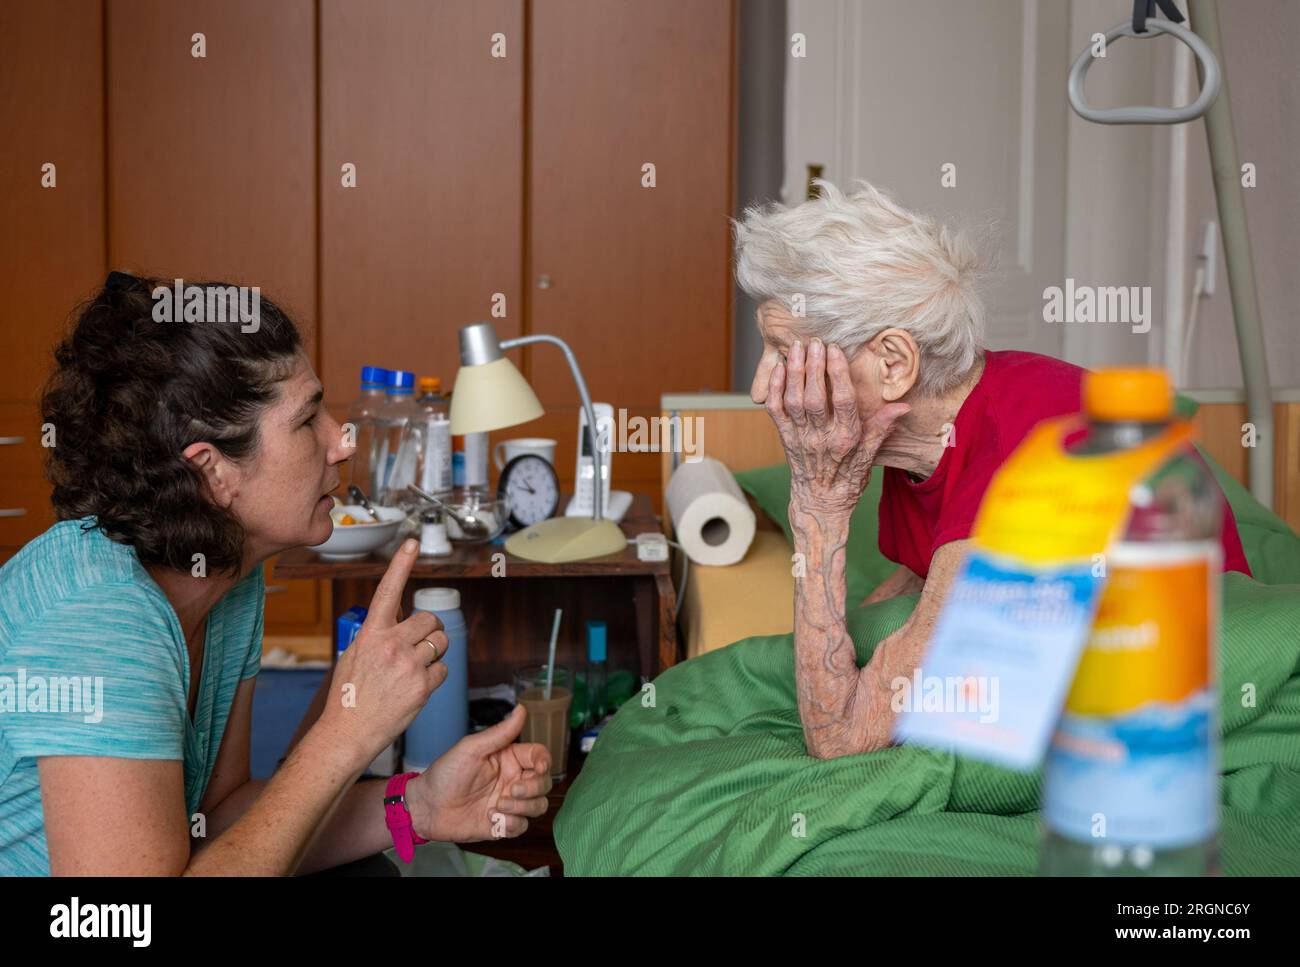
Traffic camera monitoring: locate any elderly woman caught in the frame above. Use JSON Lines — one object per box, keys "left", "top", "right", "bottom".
{"left": 735, "top": 180, "right": 1250, "bottom": 760}
{"left": 0, "top": 272, "right": 550, "bottom": 875}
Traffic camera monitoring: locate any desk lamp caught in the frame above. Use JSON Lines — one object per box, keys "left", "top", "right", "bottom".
{"left": 448, "top": 322, "right": 625, "bottom": 563}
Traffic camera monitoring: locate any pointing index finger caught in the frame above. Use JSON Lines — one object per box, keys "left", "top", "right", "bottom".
{"left": 366, "top": 538, "right": 419, "bottom": 629}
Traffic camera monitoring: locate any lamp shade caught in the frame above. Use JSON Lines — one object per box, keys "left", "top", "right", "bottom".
{"left": 449, "top": 356, "right": 544, "bottom": 434}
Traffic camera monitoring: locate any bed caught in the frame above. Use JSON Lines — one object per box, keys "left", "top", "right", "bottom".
{"left": 552, "top": 393, "right": 1300, "bottom": 875}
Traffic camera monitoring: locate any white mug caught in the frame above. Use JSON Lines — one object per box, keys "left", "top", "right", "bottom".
{"left": 494, "top": 437, "right": 558, "bottom": 471}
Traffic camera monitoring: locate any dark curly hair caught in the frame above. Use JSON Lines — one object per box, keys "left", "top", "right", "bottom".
{"left": 41, "top": 272, "right": 304, "bottom": 575}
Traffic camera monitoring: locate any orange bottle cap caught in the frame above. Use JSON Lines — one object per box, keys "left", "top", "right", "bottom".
{"left": 1083, "top": 368, "right": 1173, "bottom": 421}
{"left": 418, "top": 376, "right": 442, "bottom": 394}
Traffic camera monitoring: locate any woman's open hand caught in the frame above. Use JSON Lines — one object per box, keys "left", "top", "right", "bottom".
{"left": 406, "top": 705, "right": 552, "bottom": 842}
{"left": 765, "top": 339, "right": 910, "bottom": 517}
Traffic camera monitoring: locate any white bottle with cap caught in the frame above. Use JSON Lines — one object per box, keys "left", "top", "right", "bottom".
{"left": 403, "top": 587, "right": 468, "bottom": 772}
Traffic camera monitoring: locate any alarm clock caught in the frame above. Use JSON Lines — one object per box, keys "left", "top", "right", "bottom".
{"left": 498, "top": 453, "right": 561, "bottom": 529}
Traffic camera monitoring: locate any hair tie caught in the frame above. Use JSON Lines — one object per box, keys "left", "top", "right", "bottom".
{"left": 104, "top": 270, "right": 141, "bottom": 292}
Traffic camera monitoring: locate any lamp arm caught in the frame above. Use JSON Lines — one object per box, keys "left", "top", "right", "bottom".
{"left": 500, "top": 333, "right": 604, "bottom": 521}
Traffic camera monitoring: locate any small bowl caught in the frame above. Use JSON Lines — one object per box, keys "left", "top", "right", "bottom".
{"left": 307, "top": 504, "right": 407, "bottom": 560}
{"left": 434, "top": 488, "right": 509, "bottom": 543}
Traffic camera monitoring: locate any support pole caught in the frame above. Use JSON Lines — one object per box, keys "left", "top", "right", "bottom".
{"left": 1186, "top": 0, "right": 1273, "bottom": 509}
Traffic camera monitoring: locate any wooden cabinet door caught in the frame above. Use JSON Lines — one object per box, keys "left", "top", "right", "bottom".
{"left": 107, "top": 0, "right": 317, "bottom": 346}
{"left": 319, "top": 0, "right": 526, "bottom": 409}
{"left": 0, "top": 1, "right": 107, "bottom": 560}
{"left": 526, "top": 0, "right": 736, "bottom": 504}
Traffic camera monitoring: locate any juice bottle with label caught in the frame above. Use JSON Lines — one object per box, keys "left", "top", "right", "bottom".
{"left": 1041, "top": 369, "right": 1222, "bottom": 875}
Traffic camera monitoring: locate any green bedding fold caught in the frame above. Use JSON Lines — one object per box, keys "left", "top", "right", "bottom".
{"left": 554, "top": 575, "right": 1300, "bottom": 875}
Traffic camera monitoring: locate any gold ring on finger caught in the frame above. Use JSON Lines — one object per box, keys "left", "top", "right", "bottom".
{"left": 423, "top": 638, "right": 441, "bottom": 663}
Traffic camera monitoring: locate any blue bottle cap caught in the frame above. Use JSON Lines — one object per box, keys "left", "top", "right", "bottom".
{"left": 586, "top": 620, "right": 607, "bottom": 662}
{"left": 360, "top": 366, "right": 388, "bottom": 389}
{"left": 386, "top": 369, "right": 415, "bottom": 394}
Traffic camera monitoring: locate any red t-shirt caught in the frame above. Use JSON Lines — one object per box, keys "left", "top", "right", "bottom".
{"left": 877, "top": 350, "right": 1251, "bottom": 578}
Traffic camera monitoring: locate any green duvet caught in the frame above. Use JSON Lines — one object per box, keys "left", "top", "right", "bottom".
{"left": 554, "top": 463, "right": 1300, "bottom": 875}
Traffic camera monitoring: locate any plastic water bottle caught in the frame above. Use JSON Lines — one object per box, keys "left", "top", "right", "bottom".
{"left": 344, "top": 366, "right": 388, "bottom": 499}
{"left": 410, "top": 377, "right": 452, "bottom": 494}
{"left": 1041, "top": 369, "right": 1222, "bottom": 876}
{"left": 403, "top": 587, "right": 469, "bottom": 772}
{"left": 376, "top": 369, "right": 418, "bottom": 504}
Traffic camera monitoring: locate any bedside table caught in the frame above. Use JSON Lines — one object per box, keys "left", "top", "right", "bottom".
{"left": 272, "top": 492, "right": 678, "bottom": 686}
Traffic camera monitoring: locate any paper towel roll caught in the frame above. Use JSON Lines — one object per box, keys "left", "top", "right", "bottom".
{"left": 665, "top": 456, "right": 756, "bottom": 566}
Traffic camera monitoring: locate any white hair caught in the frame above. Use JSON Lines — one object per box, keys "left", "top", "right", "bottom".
{"left": 734, "top": 179, "right": 987, "bottom": 396}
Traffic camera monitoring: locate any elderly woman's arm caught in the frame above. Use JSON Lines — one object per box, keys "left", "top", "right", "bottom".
{"left": 766, "top": 338, "right": 914, "bottom": 758}
{"left": 860, "top": 540, "right": 966, "bottom": 715}
{"left": 788, "top": 502, "right": 873, "bottom": 756}
{"left": 788, "top": 509, "right": 966, "bottom": 757}
{"left": 862, "top": 564, "right": 924, "bottom": 605}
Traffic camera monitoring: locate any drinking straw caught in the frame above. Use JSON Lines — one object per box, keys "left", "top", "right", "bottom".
{"left": 544, "top": 608, "right": 562, "bottom": 700}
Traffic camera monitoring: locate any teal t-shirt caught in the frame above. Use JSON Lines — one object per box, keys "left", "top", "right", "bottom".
{"left": 0, "top": 517, "right": 263, "bottom": 875}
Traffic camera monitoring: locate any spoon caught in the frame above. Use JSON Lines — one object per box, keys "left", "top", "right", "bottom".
{"left": 406, "top": 484, "right": 493, "bottom": 540}
{"left": 347, "top": 484, "right": 382, "bottom": 523}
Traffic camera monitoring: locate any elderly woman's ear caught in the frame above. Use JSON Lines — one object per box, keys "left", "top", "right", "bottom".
{"left": 864, "top": 328, "right": 921, "bottom": 402}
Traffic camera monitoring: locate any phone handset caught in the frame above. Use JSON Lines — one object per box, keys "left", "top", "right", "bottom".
{"left": 565, "top": 402, "right": 633, "bottom": 522}
{"left": 569, "top": 402, "right": 613, "bottom": 517}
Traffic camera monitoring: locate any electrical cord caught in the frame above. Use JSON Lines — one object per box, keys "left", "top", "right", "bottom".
{"left": 628, "top": 537, "right": 690, "bottom": 619}
{"left": 667, "top": 539, "right": 689, "bottom": 620}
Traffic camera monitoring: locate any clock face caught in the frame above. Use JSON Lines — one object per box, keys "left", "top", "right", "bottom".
{"left": 499, "top": 454, "right": 560, "bottom": 527}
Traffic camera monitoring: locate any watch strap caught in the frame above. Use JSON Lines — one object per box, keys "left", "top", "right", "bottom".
{"left": 383, "top": 772, "right": 428, "bottom": 863}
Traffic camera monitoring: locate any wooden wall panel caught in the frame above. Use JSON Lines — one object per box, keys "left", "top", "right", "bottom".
{"left": 319, "top": 0, "right": 525, "bottom": 408}
{"left": 1276, "top": 404, "right": 1300, "bottom": 539}
{"left": 1194, "top": 401, "right": 1300, "bottom": 536}
{"left": 107, "top": 0, "right": 319, "bottom": 630}
{"left": 528, "top": 0, "right": 736, "bottom": 500}
{"left": 1192, "top": 402, "right": 1249, "bottom": 485}
{"left": 0, "top": 0, "right": 106, "bottom": 557}
{"left": 106, "top": 0, "right": 317, "bottom": 356}
{"left": 2, "top": 0, "right": 740, "bottom": 641}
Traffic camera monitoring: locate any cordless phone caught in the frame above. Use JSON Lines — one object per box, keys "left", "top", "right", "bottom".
{"left": 565, "top": 402, "right": 631, "bottom": 522}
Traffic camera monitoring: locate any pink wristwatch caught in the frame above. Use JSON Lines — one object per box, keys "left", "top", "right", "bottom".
{"left": 383, "top": 772, "right": 428, "bottom": 862}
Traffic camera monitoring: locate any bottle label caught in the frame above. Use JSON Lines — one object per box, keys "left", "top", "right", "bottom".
{"left": 422, "top": 419, "right": 452, "bottom": 493}
{"left": 1043, "top": 541, "right": 1219, "bottom": 847}
{"left": 895, "top": 416, "right": 1198, "bottom": 770}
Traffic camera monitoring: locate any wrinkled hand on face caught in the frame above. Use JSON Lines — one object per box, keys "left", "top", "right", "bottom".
{"left": 764, "top": 337, "right": 910, "bottom": 517}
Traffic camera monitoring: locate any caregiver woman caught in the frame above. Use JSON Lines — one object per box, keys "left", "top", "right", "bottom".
{"left": 0, "top": 272, "right": 550, "bottom": 875}
{"left": 735, "top": 180, "right": 1251, "bottom": 760}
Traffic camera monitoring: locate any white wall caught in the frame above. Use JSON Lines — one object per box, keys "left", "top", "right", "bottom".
{"left": 781, "top": 0, "right": 1071, "bottom": 360}
{"left": 1180, "top": 0, "right": 1300, "bottom": 389}
{"left": 749, "top": 0, "right": 1298, "bottom": 390}
{"left": 1065, "top": 0, "right": 1300, "bottom": 390}
{"left": 1061, "top": 0, "right": 1167, "bottom": 372}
